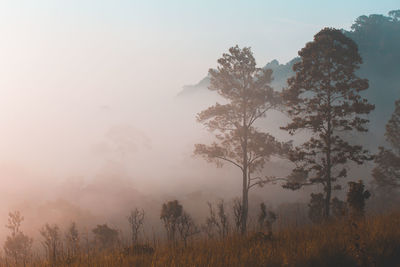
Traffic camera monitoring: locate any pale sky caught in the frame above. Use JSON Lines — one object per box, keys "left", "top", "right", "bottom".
{"left": 0, "top": 0, "right": 397, "bottom": 181}
{"left": 0, "top": 1, "right": 397, "bottom": 94}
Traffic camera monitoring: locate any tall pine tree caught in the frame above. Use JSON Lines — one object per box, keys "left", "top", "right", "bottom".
{"left": 195, "top": 46, "right": 285, "bottom": 233}
{"left": 281, "top": 28, "right": 374, "bottom": 218}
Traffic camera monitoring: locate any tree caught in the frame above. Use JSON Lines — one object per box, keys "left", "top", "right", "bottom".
{"left": 127, "top": 208, "right": 145, "bottom": 245}
{"left": 203, "top": 200, "right": 230, "bottom": 238}
{"left": 372, "top": 99, "right": 400, "bottom": 191}
{"left": 3, "top": 211, "right": 33, "bottom": 266}
{"left": 388, "top": 9, "right": 400, "bottom": 21}
{"left": 65, "top": 222, "right": 80, "bottom": 261}
{"left": 257, "top": 202, "right": 276, "bottom": 234}
{"left": 307, "top": 193, "right": 325, "bottom": 223}
{"left": 232, "top": 198, "right": 243, "bottom": 234}
{"left": 160, "top": 200, "right": 183, "bottom": 243}
{"left": 92, "top": 224, "right": 119, "bottom": 249}
{"left": 40, "top": 224, "right": 62, "bottom": 265}
{"left": 347, "top": 180, "right": 370, "bottom": 218}
{"left": 281, "top": 28, "right": 375, "bottom": 219}
{"left": 194, "top": 45, "right": 285, "bottom": 234}
{"left": 176, "top": 212, "right": 199, "bottom": 247}
{"left": 160, "top": 200, "right": 199, "bottom": 246}
{"left": 215, "top": 200, "right": 229, "bottom": 238}
{"left": 331, "top": 197, "right": 347, "bottom": 219}
{"left": 309, "top": 195, "right": 347, "bottom": 223}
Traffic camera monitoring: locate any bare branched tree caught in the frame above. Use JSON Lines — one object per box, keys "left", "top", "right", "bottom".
{"left": 177, "top": 212, "right": 199, "bottom": 247}
{"left": 127, "top": 208, "right": 145, "bottom": 245}
{"left": 65, "top": 222, "right": 80, "bottom": 261}
{"left": 202, "top": 202, "right": 218, "bottom": 239}
{"left": 233, "top": 198, "right": 243, "bottom": 233}
{"left": 203, "top": 201, "right": 230, "bottom": 239}
{"left": 217, "top": 200, "right": 229, "bottom": 238}
{"left": 3, "top": 211, "right": 33, "bottom": 266}
{"left": 40, "top": 224, "right": 62, "bottom": 265}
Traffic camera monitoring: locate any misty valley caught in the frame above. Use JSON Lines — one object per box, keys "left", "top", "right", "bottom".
{"left": 0, "top": 4, "right": 400, "bottom": 267}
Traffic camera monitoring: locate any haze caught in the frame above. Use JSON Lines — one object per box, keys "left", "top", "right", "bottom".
{"left": 0, "top": 0, "right": 397, "bottom": 243}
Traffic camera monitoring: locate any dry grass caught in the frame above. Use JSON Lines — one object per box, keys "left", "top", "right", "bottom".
{"left": 2, "top": 212, "right": 400, "bottom": 267}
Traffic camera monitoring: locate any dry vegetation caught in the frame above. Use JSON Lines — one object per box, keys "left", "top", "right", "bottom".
{"left": 1, "top": 211, "right": 399, "bottom": 267}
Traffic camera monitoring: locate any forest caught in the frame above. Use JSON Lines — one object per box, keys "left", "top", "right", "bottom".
{"left": 1, "top": 7, "right": 400, "bottom": 267}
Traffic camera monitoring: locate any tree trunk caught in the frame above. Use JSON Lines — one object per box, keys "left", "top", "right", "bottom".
{"left": 325, "top": 166, "right": 331, "bottom": 218}
{"left": 325, "top": 91, "right": 332, "bottom": 218}
{"left": 325, "top": 137, "right": 331, "bottom": 218}
{"left": 241, "top": 167, "right": 248, "bottom": 234}
{"left": 241, "top": 112, "right": 249, "bottom": 234}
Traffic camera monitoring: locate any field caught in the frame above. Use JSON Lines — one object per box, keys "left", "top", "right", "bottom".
{"left": 3, "top": 211, "right": 399, "bottom": 267}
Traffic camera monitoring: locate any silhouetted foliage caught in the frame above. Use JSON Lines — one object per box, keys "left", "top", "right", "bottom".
{"left": 309, "top": 195, "right": 347, "bottom": 223}
{"left": 346, "top": 10, "right": 400, "bottom": 141}
{"left": 194, "top": 45, "right": 286, "bottom": 234}
{"left": 92, "top": 224, "right": 119, "bottom": 249}
{"left": 216, "top": 200, "right": 229, "bottom": 238}
{"left": 202, "top": 202, "right": 217, "bottom": 239}
{"left": 388, "top": 10, "right": 400, "bottom": 21}
{"left": 177, "top": 212, "right": 199, "bottom": 247}
{"left": 233, "top": 198, "right": 243, "bottom": 233}
{"left": 127, "top": 208, "right": 145, "bottom": 245}
{"left": 160, "top": 200, "right": 199, "bottom": 246}
{"left": 160, "top": 200, "right": 183, "bottom": 242}
{"left": 3, "top": 211, "right": 33, "bottom": 266}
{"left": 308, "top": 193, "right": 325, "bottom": 224}
{"left": 349, "top": 10, "right": 400, "bottom": 73}
{"left": 65, "top": 222, "right": 80, "bottom": 261}
{"left": 257, "top": 202, "right": 276, "bottom": 234}
{"left": 331, "top": 197, "right": 347, "bottom": 219}
{"left": 373, "top": 99, "right": 400, "bottom": 193}
{"left": 347, "top": 180, "right": 370, "bottom": 218}
{"left": 40, "top": 224, "right": 62, "bottom": 264}
{"left": 281, "top": 28, "right": 374, "bottom": 219}
{"left": 203, "top": 201, "right": 229, "bottom": 239}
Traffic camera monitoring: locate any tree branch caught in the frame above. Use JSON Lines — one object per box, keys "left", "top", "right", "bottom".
{"left": 215, "top": 156, "right": 243, "bottom": 171}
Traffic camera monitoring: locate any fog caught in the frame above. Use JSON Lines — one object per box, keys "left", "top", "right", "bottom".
{"left": 0, "top": 2, "right": 398, "bottom": 249}
{"left": 0, "top": 81, "right": 302, "bottom": 243}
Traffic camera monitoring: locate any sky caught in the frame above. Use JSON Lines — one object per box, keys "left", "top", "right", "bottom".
{"left": 0, "top": 1, "right": 396, "bottom": 175}
{"left": 0, "top": 1, "right": 398, "bottom": 93}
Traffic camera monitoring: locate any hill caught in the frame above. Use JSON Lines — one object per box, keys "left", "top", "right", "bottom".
{"left": 178, "top": 10, "right": 400, "bottom": 145}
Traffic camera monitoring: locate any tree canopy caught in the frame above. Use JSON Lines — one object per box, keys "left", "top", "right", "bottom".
{"left": 281, "top": 28, "right": 374, "bottom": 218}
